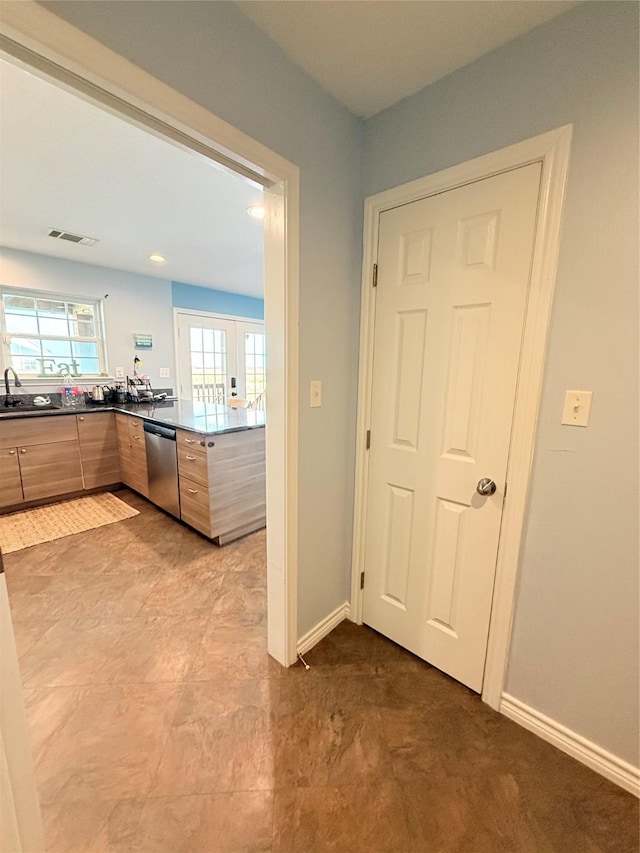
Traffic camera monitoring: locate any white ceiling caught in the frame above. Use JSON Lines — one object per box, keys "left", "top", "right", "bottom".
{"left": 236, "top": 0, "right": 581, "bottom": 118}
{"left": 0, "top": 59, "right": 265, "bottom": 298}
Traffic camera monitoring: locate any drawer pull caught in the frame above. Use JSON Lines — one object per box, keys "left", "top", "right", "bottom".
{"left": 185, "top": 455, "right": 197, "bottom": 461}
{"left": 8, "top": 449, "right": 16, "bottom": 455}
{"left": 132, "top": 435, "right": 140, "bottom": 440}
{"left": 79, "top": 416, "right": 84, "bottom": 421}
{"left": 187, "top": 487, "right": 198, "bottom": 494}
{"left": 20, "top": 448, "right": 26, "bottom": 454}
{"left": 184, "top": 438, "right": 196, "bottom": 444}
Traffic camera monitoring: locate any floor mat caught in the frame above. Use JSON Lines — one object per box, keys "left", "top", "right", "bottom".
{"left": 0, "top": 493, "right": 139, "bottom": 553}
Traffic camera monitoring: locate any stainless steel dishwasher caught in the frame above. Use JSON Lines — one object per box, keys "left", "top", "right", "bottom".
{"left": 144, "top": 421, "right": 180, "bottom": 518}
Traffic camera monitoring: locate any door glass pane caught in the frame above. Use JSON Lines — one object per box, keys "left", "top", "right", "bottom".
{"left": 244, "top": 332, "right": 266, "bottom": 404}
{"left": 190, "top": 325, "right": 228, "bottom": 403}
{"left": 190, "top": 327, "right": 202, "bottom": 350}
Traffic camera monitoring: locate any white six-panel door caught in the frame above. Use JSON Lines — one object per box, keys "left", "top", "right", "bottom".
{"left": 363, "top": 164, "right": 541, "bottom": 692}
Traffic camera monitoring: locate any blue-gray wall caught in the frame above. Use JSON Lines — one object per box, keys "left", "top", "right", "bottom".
{"left": 363, "top": 1, "right": 639, "bottom": 767}
{"left": 172, "top": 281, "right": 264, "bottom": 320}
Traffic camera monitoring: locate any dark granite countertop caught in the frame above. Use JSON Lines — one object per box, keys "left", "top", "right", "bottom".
{"left": 0, "top": 398, "right": 265, "bottom": 436}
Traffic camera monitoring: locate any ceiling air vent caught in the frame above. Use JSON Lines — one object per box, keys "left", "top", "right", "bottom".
{"left": 47, "top": 228, "right": 98, "bottom": 246}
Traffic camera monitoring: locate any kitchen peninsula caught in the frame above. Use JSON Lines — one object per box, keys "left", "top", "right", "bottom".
{"left": 0, "top": 399, "right": 266, "bottom": 545}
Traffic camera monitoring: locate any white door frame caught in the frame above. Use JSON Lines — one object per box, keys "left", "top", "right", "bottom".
{"left": 0, "top": 1, "right": 299, "bottom": 667}
{"left": 173, "top": 308, "right": 265, "bottom": 401}
{"left": 351, "top": 126, "right": 572, "bottom": 709}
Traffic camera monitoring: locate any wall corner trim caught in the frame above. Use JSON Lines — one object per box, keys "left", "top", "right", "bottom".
{"left": 500, "top": 693, "right": 640, "bottom": 797}
{"left": 297, "top": 601, "right": 351, "bottom": 657}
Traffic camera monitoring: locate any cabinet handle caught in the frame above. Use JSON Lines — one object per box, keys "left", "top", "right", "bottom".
{"left": 20, "top": 448, "right": 26, "bottom": 454}
{"left": 187, "top": 487, "right": 198, "bottom": 494}
{"left": 8, "top": 449, "right": 16, "bottom": 455}
{"left": 79, "top": 416, "right": 84, "bottom": 421}
{"left": 184, "top": 438, "right": 196, "bottom": 444}
{"left": 132, "top": 435, "right": 140, "bottom": 440}
{"left": 185, "top": 455, "right": 197, "bottom": 461}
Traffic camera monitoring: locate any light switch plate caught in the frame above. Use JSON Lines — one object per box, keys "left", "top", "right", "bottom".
{"left": 562, "top": 390, "right": 593, "bottom": 427}
{"left": 159, "top": 368, "right": 170, "bottom": 378}
{"left": 115, "top": 366, "right": 124, "bottom": 378}
{"left": 309, "top": 380, "right": 322, "bottom": 408}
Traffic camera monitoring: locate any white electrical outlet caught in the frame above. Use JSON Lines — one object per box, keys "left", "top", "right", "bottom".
{"left": 115, "top": 366, "right": 124, "bottom": 378}
{"left": 561, "top": 390, "right": 593, "bottom": 427}
{"left": 159, "top": 368, "right": 170, "bottom": 378}
{"left": 309, "top": 380, "right": 322, "bottom": 408}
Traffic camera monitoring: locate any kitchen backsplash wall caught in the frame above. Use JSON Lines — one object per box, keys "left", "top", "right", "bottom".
{"left": 1, "top": 247, "right": 175, "bottom": 392}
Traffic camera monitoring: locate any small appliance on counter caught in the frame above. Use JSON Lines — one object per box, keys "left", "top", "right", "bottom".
{"left": 110, "top": 383, "right": 126, "bottom": 404}
{"left": 89, "top": 385, "right": 111, "bottom": 403}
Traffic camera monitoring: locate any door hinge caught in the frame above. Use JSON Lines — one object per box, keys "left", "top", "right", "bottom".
{"left": 365, "top": 429, "right": 371, "bottom": 450}
{"left": 504, "top": 481, "right": 508, "bottom": 498}
{"left": 360, "top": 571, "right": 365, "bottom": 590}
{"left": 372, "top": 263, "right": 378, "bottom": 288}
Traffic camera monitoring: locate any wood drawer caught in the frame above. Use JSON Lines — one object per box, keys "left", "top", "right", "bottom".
{"left": 0, "top": 447, "right": 23, "bottom": 507}
{"left": 0, "top": 414, "right": 78, "bottom": 449}
{"left": 176, "top": 428, "right": 207, "bottom": 455}
{"left": 179, "top": 476, "right": 212, "bottom": 537}
{"left": 178, "top": 448, "right": 209, "bottom": 487}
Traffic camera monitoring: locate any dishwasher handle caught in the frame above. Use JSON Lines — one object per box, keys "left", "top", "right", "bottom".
{"left": 143, "top": 421, "right": 177, "bottom": 441}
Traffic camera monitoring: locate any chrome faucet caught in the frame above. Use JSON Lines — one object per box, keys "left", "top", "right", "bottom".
{"left": 3, "top": 367, "right": 22, "bottom": 405}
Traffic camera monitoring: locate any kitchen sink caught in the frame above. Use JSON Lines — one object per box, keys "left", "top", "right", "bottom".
{"left": 0, "top": 404, "right": 62, "bottom": 416}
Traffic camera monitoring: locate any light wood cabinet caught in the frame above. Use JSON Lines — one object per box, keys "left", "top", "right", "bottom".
{"left": 0, "top": 447, "right": 23, "bottom": 507}
{"left": 18, "top": 440, "right": 83, "bottom": 501}
{"left": 178, "top": 427, "right": 266, "bottom": 544}
{"left": 77, "top": 413, "right": 120, "bottom": 489}
{"left": 0, "top": 415, "right": 83, "bottom": 505}
{"left": 114, "top": 414, "right": 148, "bottom": 497}
{"left": 0, "top": 411, "right": 127, "bottom": 511}
{"left": 0, "top": 411, "right": 264, "bottom": 540}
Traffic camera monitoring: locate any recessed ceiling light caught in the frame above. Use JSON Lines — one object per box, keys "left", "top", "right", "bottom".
{"left": 247, "top": 206, "right": 265, "bottom": 220}
{"left": 149, "top": 253, "right": 166, "bottom": 264}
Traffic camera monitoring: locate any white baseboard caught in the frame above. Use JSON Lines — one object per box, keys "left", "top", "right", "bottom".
{"left": 500, "top": 693, "right": 640, "bottom": 797}
{"left": 297, "top": 601, "right": 351, "bottom": 657}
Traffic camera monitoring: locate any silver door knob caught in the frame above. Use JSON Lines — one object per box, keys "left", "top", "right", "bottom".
{"left": 477, "top": 478, "right": 497, "bottom": 496}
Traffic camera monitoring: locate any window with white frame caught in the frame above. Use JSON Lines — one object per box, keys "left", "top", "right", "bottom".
{"left": 0, "top": 286, "right": 107, "bottom": 379}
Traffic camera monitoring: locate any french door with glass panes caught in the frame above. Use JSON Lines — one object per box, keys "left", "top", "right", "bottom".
{"left": 176, "top": 312, "right": 265, "bottom": 406}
